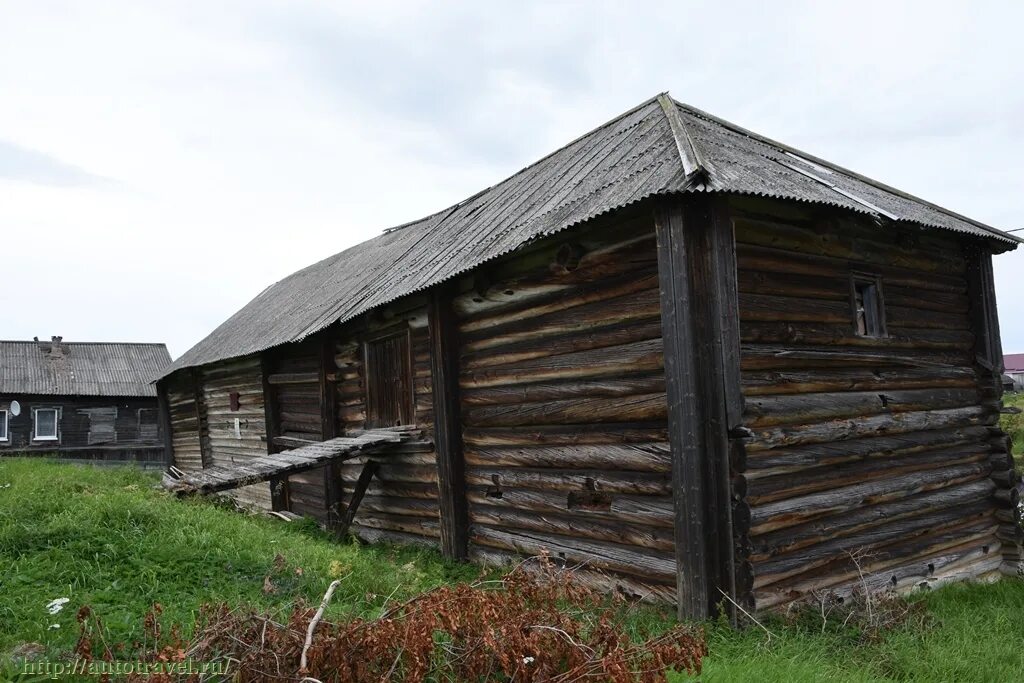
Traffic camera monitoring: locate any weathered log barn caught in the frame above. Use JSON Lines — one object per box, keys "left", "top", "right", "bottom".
{"left": 1, "top": 337, "right": 171, "bottom": 465}
{"left": 156, "top": 94, "right": 1023, "bottom": 617}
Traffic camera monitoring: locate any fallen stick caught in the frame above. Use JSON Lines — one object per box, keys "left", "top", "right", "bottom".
{"left": 299, "top": 579, "right": 343, "bottom": 673}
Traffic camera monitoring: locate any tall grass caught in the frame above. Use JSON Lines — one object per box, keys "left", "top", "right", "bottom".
{"left": 1002, "top": 391, "right": 1024, "bottom": 464}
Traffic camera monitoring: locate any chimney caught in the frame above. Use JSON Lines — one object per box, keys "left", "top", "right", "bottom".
{"left": 48, "top": 336, "right": 65, "bottom": 358}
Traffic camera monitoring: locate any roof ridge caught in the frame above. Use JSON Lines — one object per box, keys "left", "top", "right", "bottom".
{"left": 669, "top": 97, "right": 1021, "bottom": 243}
{"left": 656, "top": 92, "right": 708, "bottom": 185}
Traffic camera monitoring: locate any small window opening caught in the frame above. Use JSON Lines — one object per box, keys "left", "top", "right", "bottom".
{"left": 851, "top": 274, "right": 886, "bottom": 338}
{"left": 486, "top": 474, "right": 503, "bottom": 499}
{"left": 34, "top": 408, "right": 59, "bottom": 441}
{"left": 364, "top": 330, "right": 414, "bottom": 428}
{"left": 0, "top": 410, "right": 8, "bottom": 441}
{"left": 229, "top": 391, "right": 241, "bottom": 411}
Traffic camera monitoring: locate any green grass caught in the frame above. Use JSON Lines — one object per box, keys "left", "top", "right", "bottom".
{"left": 2, "top": 458, "right": 1024, "bottom": 681}
{"left": 0, "top": 458, "right": 476, "bottom": 664}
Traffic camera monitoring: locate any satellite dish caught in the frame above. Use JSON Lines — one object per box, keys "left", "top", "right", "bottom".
{"left": 9, "top": 400, "right": 20, "bottom": 416}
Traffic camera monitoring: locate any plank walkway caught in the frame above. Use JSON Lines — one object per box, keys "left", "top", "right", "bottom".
{"left": 162, "top": 427, "right": 417, "bottom": 495}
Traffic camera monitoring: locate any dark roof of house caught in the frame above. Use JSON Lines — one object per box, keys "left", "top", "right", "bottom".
{"left": 0, "top": 339, "right": 171, "bottom": 397}
{"left": 1004, "top": 354, "right": 1024, "bottom": 373}
{"left": 161, "top": 93, "right": 1021, "bottom": 378}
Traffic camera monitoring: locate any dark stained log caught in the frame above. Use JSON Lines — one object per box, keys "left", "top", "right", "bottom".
{"left": 749, "top": 462, "right": 992, "bottom": 535}
{"left": 466, "top": 487, "right": 674, "bottom": 527}
{"left": 744, "top": 426, "right": 991, "bottom": 477}
{"left": 754, "top": 503, "right": 994, "bottom": 588}
{"left": 750, "top": 479, "right": 995, "bottom": 561}
{"left": 756, "top": 533, "right": 999, "bottom": 610}
{"left": 740, "top": 320, "right": 974, "bottom": 351}
{"left": 190, "top": 367, "right": 209, "bottom": 468}
{"left": 990, "top": 469, "right": 1020, "bottom": 488}
{"left": 735, "top": 243, "right": 968, "bottom": 294}
{"left": 740, "top": 344, "right": 970, "bottom": 371}
{"left": 745, "top": 405, "right": 993, "bottom": 453}
{"left": 350, "top": 525, "right": 439, "bottom": 549}
{"left": 468, "top": 545, "right": 677, "bottom": 604}
{"left": 743, "top": 388, "right": 980, "bottom": 428}
{"left": 338, "top": 460, "right": 379, "bottom": 535}
{"left": 655, "top": 195, "right": 737, "bottom": 619}
{"left": 470, "top": 525, "right": 676, "bottom": 582}
{"left": 345, "top": 496, "right": 439, "bottom": 518}
{"left": 460, "top": 274, "right": 660, "bottom": 349}
{"left": 741, "top": 366, "right": 977, "bottom": 396}
{"left": 429, "top": 286, "right": 469, "bottom": 560}
{"left": 461, "top": 318, "right": 664, "bottom": 371}
{"left": 460, "top": 373, "right": 665, "bottom": 406}
{"left": 464, "top": 393, "right": 667, "bottom": 428}
{"left": 459, "top": 338, "right": 664, "bottom": 389}
{"left": 463, "top": 422, "right": 669, "bottom": 447}
{"left": 266, "top": 372, "right": 321, "bottom": 385}
{"left": 464, "top": 442, "right": 672, "bottom": 472}
{"left": 744, "top": 444, "right": 989, "bottom": 505}
{"left": 156, "top": 380, "right": 174, "bottom": 468}
{"left": 466, "top": 468, "right": 670, "bottom": 495}
{"left": 470, "top": 506, "right": 675, "bottom": 551}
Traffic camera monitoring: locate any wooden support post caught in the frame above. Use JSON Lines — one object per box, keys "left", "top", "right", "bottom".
{"left": 156, "top": 379, "right": 174, "bottom": 469}
{"left": 339, "top": 460, "right": 379, "bottom": 535}
{"left": 320, "top": 334, "right": 343, "bottom": 526}
{"left": 190, "top": 367, "right": 209, "bottom": 469}
{"left": 429, "top": 285, "right": 469, "bottom": 560}
{"left": 655, "top": 195, "right": 739, "bottom": 620}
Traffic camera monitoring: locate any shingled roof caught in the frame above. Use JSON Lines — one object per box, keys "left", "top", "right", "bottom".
{"left": 1, "top": 338, "right": 171, "bottom": 397}
{"left": 162, "top": 93, "right": 1021, "bottom": 378}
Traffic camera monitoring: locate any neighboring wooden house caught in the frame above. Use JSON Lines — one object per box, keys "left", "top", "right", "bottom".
{"left": 1003, "top": 353, "right": 1024, "bottom": 392}
{"left": 155, "top": 94, "right": 1023, "bottom": 617}
{"left": 1, "top": 337, "right": 171, "bottom": 466}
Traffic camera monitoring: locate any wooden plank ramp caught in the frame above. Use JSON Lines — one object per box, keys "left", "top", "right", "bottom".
{"left": 161, "top": 427, "right": 419, "bottom": 495}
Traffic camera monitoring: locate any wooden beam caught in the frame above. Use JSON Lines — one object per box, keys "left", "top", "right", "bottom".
{"left": 429, "top": 285, "right": 470, "bottom": 560}
{"left": 190, "top": 367, "right": 209, "bottom": 469}
{"left": 320, "top": 334, "right": 342, "bottom": 526}
{"left": 339, "top": 460, "right": 379, "bottom": 535}
{"left": 655, "top": 195, "right": 739, "bottom": 620}
{"left": 155, "top": 379, "right": 174, "bottom": 469}
{"left": 261, "top": 352, "right": 289, "bottom": 512}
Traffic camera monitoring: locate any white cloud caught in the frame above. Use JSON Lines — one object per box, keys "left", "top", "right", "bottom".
{"left": 0, "top": 0, "right": 1021, "bottom": 357}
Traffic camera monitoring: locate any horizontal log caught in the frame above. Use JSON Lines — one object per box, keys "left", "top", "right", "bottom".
{"left": 741, "top": 366, "right": 977, "bottom": 397}
{"left": 740, "top": 321, "right": 974, "bottom": 351}
{"left": 466, "top": 468, "right": 670, "bottom": 495}
{"left": 753, "top": 502, "right": 994, "bottom": 588}
{"left": 743, "top": 388, "right": 980, "bottom": 428}
{"left": 749, "top": 462, "right": 992, "bottom": 534}
{"left": 461, "top": 373, "right": 665, "bottom": 406}
{"left": 460, "top": 339, "right": 663, "bottom": 389}
{"left": 470, "top": 525, "right": 676, "bottom": 581}
{"left": 467, "top": 546, "right": 676, "bottom": 603}
{"left": 350, "top": 496, "right": 440, "bottom": 518}
{"left": 463, "top": 422, "right": 669, "bottom": 447}
{"left": 744, "top": 444, "right": 989, "bottom": 505}
{"left": 743, "top": 425, "right": 991, "bottom": 477}
{"left": 464, "top": 393, "right": 666, "bottom": 428}
{"left": 466, "top": 487, "right": 673, "bottom": 527}
{"left": 470, "top": 505, "right": 674, "bottom": 551}
{"left": 754, "top": 523, "right": 998, "bottom": 610}
{"left": 749, "top": 479, "right": 996, "bottom": 562}
{"left": 266, "top": 372, "right": 320, "bottom": 385}
{"left": 350, "top": 525, "right": 440, "bottom": 549}
{"left": 460, "top": 318, "right": 663, "bottom": 370}
{"left": 464, "top": 442, "right": 671, "bottom": 472}
{"left": 352, "top": 513, "right": 441, "bottom": 538}
{"left": 745, "top": 405, "right": 993, "bottom": 452}
{"left": 740, "top": 344, "right": 971, "bottom": 370}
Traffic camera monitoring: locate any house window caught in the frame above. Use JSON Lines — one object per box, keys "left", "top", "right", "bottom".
{"left": 0, "top": 410, "right": 8, "bottom": 442}
{"left": 364, "top": 331, "right": 414, "bottom": 428}
{"left": 34, "top": 408, "right": 59, "bottom": 441}
{"left": 851, "top": 274, "right": 886, "bottom": 338}
{"left": 138, "top": 408, "right": 158, "bottom": 441}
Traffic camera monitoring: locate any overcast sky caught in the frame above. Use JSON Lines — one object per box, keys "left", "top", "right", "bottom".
{"left": 1, "top": 1, "right": 1022, "bottom": 359}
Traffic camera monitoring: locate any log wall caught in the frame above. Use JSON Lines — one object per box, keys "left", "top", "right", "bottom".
{"left": 199, "top": 357, "right": 271, "bottom": 510}
{"left": 453, "top": 213, "right": 676, "bottom": 600}
{"left": 729, "top": 198, "right": 1008, "bottom": 610}
{"left": 334, "top": 306, "right": 441, "bottom": 546}
{"left": 166, "top": 371, "right": 203, "bottom": 471}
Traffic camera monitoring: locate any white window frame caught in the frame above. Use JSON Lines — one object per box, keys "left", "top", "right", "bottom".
{"left": 0, "top": 409, "right": 8, "bottom": 442}
{"left": 33, "top": 407, "right": 59, "bottom": 442}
